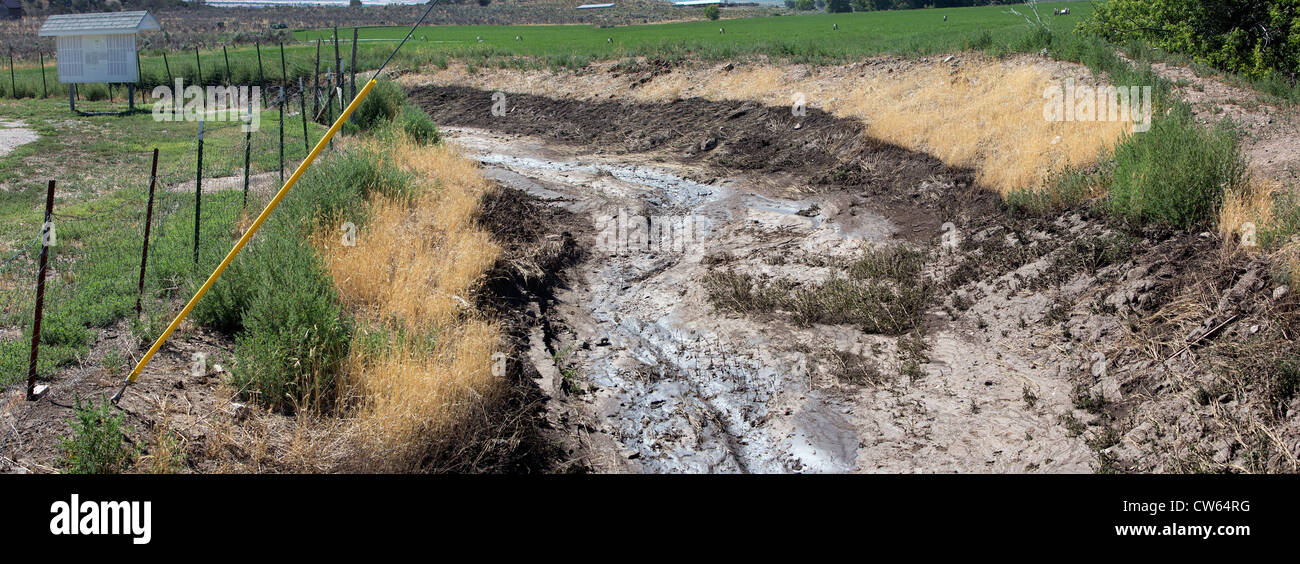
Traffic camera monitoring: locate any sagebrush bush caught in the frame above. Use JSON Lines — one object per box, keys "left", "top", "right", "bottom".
{"left": 398, "top": 104, "right": 440, "bottom": 145}
{"left": 58, "top": 395, "right": 136, "bottom": 474}
{"left": 703, "top": 245, "right": 933, "bottom": 335}
{"left": 353, "top": 79, "right": 406, "bottom": 133}
{"left": 227, "top": 231, "right": 349, "bottom": 413}
{"left": 1107, "top": 105, "right": 1247, "bottom": 229}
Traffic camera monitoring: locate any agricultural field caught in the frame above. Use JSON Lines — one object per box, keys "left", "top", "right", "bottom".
{"left": 1, "top": 0, "right": 1299, "bottom": 493}
{"left": 296, "top": 2, "right": 1095, "bottom": 60}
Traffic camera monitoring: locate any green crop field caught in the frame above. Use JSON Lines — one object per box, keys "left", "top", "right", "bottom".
{"left": 2, "top": 3, "right": 1092, "bottom": 101}
{"left": 295, "top": 2, "right": 1094, "bottom": 63}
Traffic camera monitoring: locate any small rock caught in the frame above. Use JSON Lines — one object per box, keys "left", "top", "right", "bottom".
{"left": 1274, "top": 285, "right": 1289, "bottom": 300}
{"left": 229, "top": 402, "right": 249, "bottom": 422}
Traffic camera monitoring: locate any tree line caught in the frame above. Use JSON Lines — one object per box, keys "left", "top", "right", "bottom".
{"left": 783, "top": 0, "right": 1025, "bottom": 12}
{"left": 1082, "top": 0, "right": 1298, "bottom": 81}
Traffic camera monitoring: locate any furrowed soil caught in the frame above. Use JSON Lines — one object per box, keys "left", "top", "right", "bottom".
{"left": 407, "top": 75, "right": 1300, "bottom": 473}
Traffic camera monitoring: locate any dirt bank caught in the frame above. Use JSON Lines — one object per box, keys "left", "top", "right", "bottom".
{"left": 421, "top": 83, "right": 1300, "bottom": 473}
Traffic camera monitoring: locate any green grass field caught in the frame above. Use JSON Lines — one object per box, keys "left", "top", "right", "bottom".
{"left": 296, "top": 2, "right": 1094, "bottom": 62}
{"left": 1, "top": 3, "right": 1092, "bottom": 101}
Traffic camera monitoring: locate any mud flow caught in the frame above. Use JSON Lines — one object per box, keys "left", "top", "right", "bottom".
{"left": 419, "top": 86, "right": 1106, "bottom": 473}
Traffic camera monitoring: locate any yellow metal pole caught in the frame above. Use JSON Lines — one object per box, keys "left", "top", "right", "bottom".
{"left": 113, "top": 78, "right": 378, "bottom": 402}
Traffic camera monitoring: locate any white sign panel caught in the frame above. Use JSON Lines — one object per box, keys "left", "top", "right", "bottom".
{"left": 57, "top": 33, "right": 138, "bottom": 84}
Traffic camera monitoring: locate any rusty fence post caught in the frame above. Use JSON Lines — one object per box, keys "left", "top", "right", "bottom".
{"left": 137, "top": 148, "right": 159, "bottom": 315}
{"left": 299, "top": 76, "right": 309, "bottom": 153}
{"left": 27, "top": 180, "right": 56, "bottom": 401}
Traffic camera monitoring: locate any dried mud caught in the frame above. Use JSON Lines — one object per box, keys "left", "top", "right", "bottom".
{"left": 421, "top": 82, "right": 1300, "bottom": 473}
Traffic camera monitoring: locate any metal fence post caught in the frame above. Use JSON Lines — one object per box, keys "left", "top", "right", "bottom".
{"left": 137, "top": 149, "right": 159, "bottom": 315}
{"left": 194, "top": 120, "right": 204, "bottom": 263}
{"left": 27, "top": 180, "right": 56, "bottom": 401}
{"left": 299, "top": 76, "right": 309, "bottom": 152}
{"left": 243, "top": 105, "right": 253, "bottom": 209}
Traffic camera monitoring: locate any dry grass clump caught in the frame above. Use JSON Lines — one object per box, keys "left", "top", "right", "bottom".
{"left": 1218, "top": 178, "right": 1278, "bottom": 247}
{"left": 312, "top": 135, "right": 505, "bottom": 470}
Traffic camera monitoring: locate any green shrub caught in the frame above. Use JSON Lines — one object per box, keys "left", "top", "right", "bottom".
{"left": 1006, "top": 165, "right": 1111, "bottom": 216}
{"left": 703, "top": 245, "right": 933, "bottom": 335}
{"left": 38, "top": 311, "right": 92, "bottom": 348}
{"left": 1261, "top": 191, "right": 1300, "bottom": 249}
{"left": 353, "top": 79, "right": 407, "bottom": 133}
{"left": 1107, "top": 105, "right": 1247, "bottom": 229}
{"left": 398, "top": 104, "right": 440, "bottom": 145}
{"left": 227, "top": 232, "right": 350, "bottom": 413}
{"left": 193, "top": 149, "right": 411, "bottom": 412}
{"left": 58, "top": 395, "right": 136, "bottom": 474}
{"left": 1082, "top": 0, "right": 1300, "bottom": 80}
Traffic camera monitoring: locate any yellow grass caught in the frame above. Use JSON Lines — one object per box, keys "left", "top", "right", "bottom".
{"left": 312, "top": 136, "right": 504, "bottom": 469}
{"left": 639, "top": 63, "right": 1132, "bottom": 195}
{"left": 1218, "top": 178, "right": 1278, "bottom": 249}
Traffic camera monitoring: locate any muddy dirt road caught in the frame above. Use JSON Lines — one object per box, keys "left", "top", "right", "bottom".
{"left": 416, "top": 78, "right": 1300, "bottom": 474}
{"left": 440, "top": 119, "right": 1093, "bottom": 473}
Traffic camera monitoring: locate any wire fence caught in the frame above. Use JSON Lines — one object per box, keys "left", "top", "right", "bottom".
{"left": 3, "top": 37, "right": 366, "bottom": 118}
{"left": 0, "top": 83, "right": 344, "bottom": 392}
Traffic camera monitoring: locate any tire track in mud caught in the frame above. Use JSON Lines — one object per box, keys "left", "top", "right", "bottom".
{"left": 424, "top": 86, "right": 1098, "bottom": 473}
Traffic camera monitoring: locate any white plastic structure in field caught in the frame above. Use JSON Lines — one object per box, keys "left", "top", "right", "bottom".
{"left": 38, "top": 11, "right": 159, "bottom": 85}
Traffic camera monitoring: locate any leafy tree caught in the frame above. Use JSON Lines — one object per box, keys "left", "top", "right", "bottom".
{"left": 1082, "top": 0, "right": 1300, "bottom": 79}
{"left": 827, "top": 0, "right": 852, "bottom": 13}
{"left": 703, "top": 3, "right": 719, "bottom": 20}
{"left": 349, "top": 0, "right": 362, "bottom": 6}
{"left": 851, "top": 0, "right": 890, "bottom": 11}
{"left": 794, "top": 0, "right": 815, "bottom": 11}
